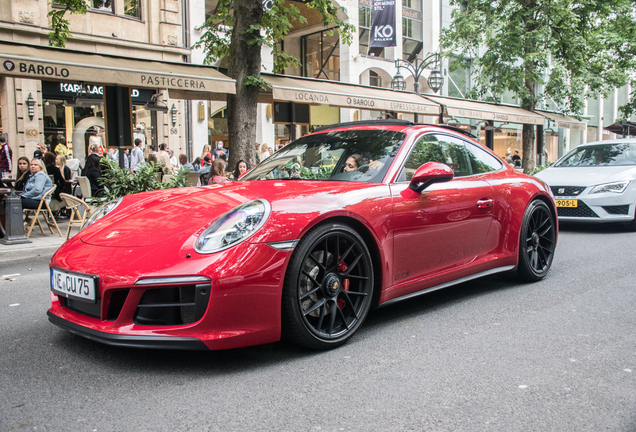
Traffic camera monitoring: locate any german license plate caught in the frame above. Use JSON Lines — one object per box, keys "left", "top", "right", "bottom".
{"left": 51, "top": 268, "right": 98, "bottom": 303}
{"left": 556, "top": 199, "right": 578, "bottom": 208}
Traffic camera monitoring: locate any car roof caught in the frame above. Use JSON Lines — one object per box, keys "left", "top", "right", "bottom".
{"left": 574, "top": 138, "right": 636, "bottom": 147}
{"left": 312, "top": 120, "right": 479, "bottom": 140}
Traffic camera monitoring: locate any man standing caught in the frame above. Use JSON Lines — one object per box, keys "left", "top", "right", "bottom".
{"left": 213, "top": 141, "right": 228, "bottom": 160}
{"left": 130, "top": 138, "right": 144, "bottom": 172}
{"left": 0, "top": 136, "right": 12, "bottom": 178}
{"left": 157, "top": 143, "right": 174, "bottom": 174}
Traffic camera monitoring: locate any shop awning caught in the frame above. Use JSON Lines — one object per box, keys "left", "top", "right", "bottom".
{"left": 422, "top": 94, "right": 545, "bottom": 125}
{"left": 0, "top": 40, "right": 235, "bottom": 96}
{"left": 538, "top": 110, "right": 587, "bottom": 130}
{"left": 261, "top": 74, "right": 440, "bottom": 115}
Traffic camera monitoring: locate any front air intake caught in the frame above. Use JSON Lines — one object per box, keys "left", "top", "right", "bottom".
{"left": 134, "top": 283, "right": 211, "bottom": 326}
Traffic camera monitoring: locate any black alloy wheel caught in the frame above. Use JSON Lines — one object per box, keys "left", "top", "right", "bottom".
{"left": 281, "top": 222, "right": 374, "bottom": 349}
{"left": 517, "top": 200, "right": 557, "bottom": 281}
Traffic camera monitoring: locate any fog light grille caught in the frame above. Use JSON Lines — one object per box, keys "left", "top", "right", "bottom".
{"left": 134, "top": 283, "right": 211, "bottom": 326}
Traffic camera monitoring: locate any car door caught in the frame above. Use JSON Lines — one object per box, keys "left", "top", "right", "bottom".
{"left": 390, "top": 133, "right": 496, "bottom": 286}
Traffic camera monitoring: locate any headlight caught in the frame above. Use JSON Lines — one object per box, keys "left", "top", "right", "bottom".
{"left": 589, "top": 181, "right": 630, "bottom": 194}
{"left": 80, "top": 198, "right": 124, "bottom": 232}
{"left": 195, "top": 199, "right": 271, "bottom": 254}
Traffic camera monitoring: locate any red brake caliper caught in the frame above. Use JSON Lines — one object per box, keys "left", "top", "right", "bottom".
{"left": 336, "top": 259, "right": 349, "bottom": 310}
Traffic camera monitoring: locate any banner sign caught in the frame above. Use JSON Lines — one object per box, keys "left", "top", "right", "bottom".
{"left": 370, "top": 0, "right": 397, "bottom": 47}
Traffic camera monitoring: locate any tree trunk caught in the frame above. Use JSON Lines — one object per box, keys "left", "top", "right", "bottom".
{"left": 521, "top": 76, "right": 537, "bottom": 174}
{"left": 226, "top": 0, "right": 263, "bottom": 172}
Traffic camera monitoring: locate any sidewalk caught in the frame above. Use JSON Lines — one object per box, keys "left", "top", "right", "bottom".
{"left": 0, "top": 217, "right": 72, "bottom": 261}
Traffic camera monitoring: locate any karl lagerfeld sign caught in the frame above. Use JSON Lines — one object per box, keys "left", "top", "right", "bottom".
{"left": 370, "top": 0, "right": 397, "bottom": 47}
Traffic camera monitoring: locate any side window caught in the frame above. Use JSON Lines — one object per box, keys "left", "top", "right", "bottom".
{"left": 464, "top": 142, "right": 503, "bottom": 174}
{"left": 400, "top": 134, "right": 471, "bottom": 181}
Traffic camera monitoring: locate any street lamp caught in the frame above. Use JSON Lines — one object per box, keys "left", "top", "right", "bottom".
{"left": 26, "top": 93, "right": 36, "bottom": 121}
{"left": 391, "top": 52, "right": 444, "bottom": 122}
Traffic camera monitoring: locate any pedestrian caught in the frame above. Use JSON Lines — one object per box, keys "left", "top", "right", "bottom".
{"left": 130, "top": 138, "right": 144, "bottom": 172}
{"left": 0, "top": 135, "right": 12, "bottom": 179}
{"left": 254, "top": 142, "right": 261, "bottom": 163}
{"left": 260, "top": 143, "right": 270, "bottom": 162}
{"left": 511, "top": 149, "right": 521, "bottom": 167}
{"left": 157, "top": 143, "right": 174, "bottom": 174}
{"left": 213, "top": 141, "right": 228, "bottom": 160}
{"left": 14, "top": 156, "right": 31, "bottom": 191}
{"left": 201, "top": 144, "right": 212, "bottom": 161}
{"left": 219, "top": 152, "right": 228, "bottom": 169}
{"left": 192, "top": 157, "right": 201, "bottom": 172}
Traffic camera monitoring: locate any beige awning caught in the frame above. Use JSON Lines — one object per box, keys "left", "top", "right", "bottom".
{"left": 538, "top": 111, "right": 587, "bottom": 130}
{"left": 0, "top": 40, "right": 235, "bottom": 96}
{"left": 261, "top": 74, "right": 440, "bottom": 115}
{"left": 422, "top": 94, "right": 545, "bottom": 125}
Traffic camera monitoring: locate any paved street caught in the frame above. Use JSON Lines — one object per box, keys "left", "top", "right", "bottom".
{"left": 1, "top": 224, "right": 635, "bottom": 432}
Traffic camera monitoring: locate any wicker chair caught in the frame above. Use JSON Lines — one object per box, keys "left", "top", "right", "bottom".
{"left": 23, "top": 185, "right": 62, "bottom": 238}
{"left": 59, "top": 193, "right": 93, "bottom": 240}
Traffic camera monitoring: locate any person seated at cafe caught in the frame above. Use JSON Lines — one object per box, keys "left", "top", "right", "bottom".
{"left": 21, "top": 158, "right": 53, "bottom": 210}
{"left": 208, "top": 160, "right": 229, "bottom": 185}
{"left": 82, "top": 153, "right": 105, "bottom": 198}
{"left": 43, "top": 152, "right": 66, "bottom": 203}
{"left": 14, "top": 156, "right": 32, "bottom": 191}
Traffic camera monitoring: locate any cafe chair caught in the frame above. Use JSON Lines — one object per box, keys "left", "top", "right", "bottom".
{"left": 23, "top": 185, "right": 62, "bottom": 238}
{"left": 76, "top": 176, "right": 92, "bottom": 199}
{"left": 185, "top": 170, "right": 200, "bottom": 187}
{"left": 59, "top": 193, "right": 93, "bottom": 240}
{"left": 199, "top": 172, "right": 210, "bottom": 185}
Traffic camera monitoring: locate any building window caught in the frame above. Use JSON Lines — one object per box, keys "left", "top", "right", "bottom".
{"left": 402, "top": 0, "right": 422, "bottom": 61}
{"left": 124, "top": 0, "right": 141, "bottom": 19}
{"left": 359, "top": 5, "right": 384, "bottom": 58}
{"left": 369, "top": 70, "right": 382, "bottom": 87}
{"left": 92, "top": 0, "right": 113, "bottom": 12}
{"left": 301, "top": 29, "right": 340, "bottom": 81}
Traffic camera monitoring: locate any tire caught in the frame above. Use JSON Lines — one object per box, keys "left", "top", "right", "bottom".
{"left": 516, "top": 200, "right": 557, "bottom": 282}
{"left": 281, "top": 222, "right": 374, "bottom": 350}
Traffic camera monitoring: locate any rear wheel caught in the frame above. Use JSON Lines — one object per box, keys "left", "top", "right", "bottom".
{"left": 517, "top": 200, "right": 557, "bottom": 281}
{"left": 281, "top": 222, "right": 374, "bottom": 350}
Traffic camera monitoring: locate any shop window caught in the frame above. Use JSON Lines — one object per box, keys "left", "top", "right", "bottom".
{"left": 369, "top": 71, "right": 382, "bottom": 87}
{"left": 402, "top": 18, "right": 422, "bottom": 61}
{"left": 301, "top": 29, "right": 340, "bottom": 81}
{"left": 92, "top": 0, "right": 113, "bottom": 12}
{"left": 358, "top": 6, "right": 385, "bottom": 58}
{"left": 124, "top": 0, "right": 141, "bottom": 19}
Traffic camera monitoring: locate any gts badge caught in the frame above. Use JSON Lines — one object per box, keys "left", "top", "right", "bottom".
{"left": 394, "top": 272, "right": 410, "bottom": 281}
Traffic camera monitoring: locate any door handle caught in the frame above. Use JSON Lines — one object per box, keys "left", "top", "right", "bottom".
{"left": 476, "top": 198, "right": 493, "bottom": 209}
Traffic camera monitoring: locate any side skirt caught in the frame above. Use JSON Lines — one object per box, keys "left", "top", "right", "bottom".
{"left": 378, "top": 265, "right": 516, "bottom": 307}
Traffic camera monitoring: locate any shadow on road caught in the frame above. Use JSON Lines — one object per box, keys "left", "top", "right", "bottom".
{"left": 47, "top": 274, "right": 523, "bottom": 374}
{"left": 558, "top": 221, "right": 633, "bottom": 234}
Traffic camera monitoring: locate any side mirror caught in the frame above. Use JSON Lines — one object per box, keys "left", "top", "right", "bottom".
{"left": 409, "top": 162, "right": 454, "bottom": 193}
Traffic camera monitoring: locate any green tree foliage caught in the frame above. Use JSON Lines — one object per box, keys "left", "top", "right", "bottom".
{"left": 47, "top": 0, "right": 88, "bottom": 47}
{"left": 196, "top": 0, "right": 355, "bottom": 170}
{"left": 441, "top": 0, "right": 636, "bottom": 171}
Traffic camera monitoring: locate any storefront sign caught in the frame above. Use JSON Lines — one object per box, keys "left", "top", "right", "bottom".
{"left": 370, "top": 0, "right": 397, "bottom": 47}
{"left": 402, "top": 8, "right": 422, "bottom": 21}
{"left": 556, "top": 120, "right": 587, "bottom": 130}
{"left": 42, "top": 81, "right": 154, "bottom": 103}
{"left": 449, "top": 107, "right": 544, "bottom": 125}
{"left": 0, "top": 56, "right": 234, "bottom": 94}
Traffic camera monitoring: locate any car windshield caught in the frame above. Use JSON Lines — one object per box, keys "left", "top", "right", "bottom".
{"left": 555, "top": 143, "right": 636, "bottom": 167}
{"left": 241, "top": 129, "right": 406, "bottom": 182}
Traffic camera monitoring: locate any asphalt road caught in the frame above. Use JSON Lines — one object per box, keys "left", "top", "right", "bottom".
{"left": 1, "top": 223, "right": 635, "bottom": 432}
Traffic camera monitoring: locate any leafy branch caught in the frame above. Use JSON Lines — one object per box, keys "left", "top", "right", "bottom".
{"left": 47, "top": 0, "right": 88, "bottom": 47}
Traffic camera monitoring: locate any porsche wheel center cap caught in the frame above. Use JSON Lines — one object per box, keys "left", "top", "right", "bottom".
{"left": 323, "top": 274, "right": 341, "bottom": 297}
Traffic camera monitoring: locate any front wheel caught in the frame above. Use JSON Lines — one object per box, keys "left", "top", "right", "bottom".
{"left": 516, "top": 200, "right": 557, "bottom": 281}
{"left": 281, "top": 222, "right": 374, "bottom": 350}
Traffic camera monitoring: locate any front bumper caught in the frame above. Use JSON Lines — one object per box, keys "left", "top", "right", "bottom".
{"left": 48, "top": 312, "right": 208, "bottom": 350}
{"left": 48, "top": 240, "right": 293, "bottom": 350}
{"left": 553, "top": 188, "right": 635, "bottom": 223}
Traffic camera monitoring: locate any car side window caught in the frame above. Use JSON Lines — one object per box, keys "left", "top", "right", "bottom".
{"left": 464, "top": 141, "right": 503, "bottom": 174}
{"left": 399, "top": 134, "right": 471, "bottom": 182}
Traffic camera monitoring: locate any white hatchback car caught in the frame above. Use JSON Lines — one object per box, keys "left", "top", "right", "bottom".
{"left": 536, "top": 138, "right": 636, "bottom": 230}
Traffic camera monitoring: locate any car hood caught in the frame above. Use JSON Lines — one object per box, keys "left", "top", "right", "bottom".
{"left": 535, "top": 166, "right": 636, "bottom": 187}
{"left": 79, "top": 181, "right": 376, "bottom": 247}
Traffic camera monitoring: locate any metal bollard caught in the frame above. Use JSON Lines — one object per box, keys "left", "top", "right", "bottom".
{"left": 1, "top": 192, "right": 31, "bottom": 245}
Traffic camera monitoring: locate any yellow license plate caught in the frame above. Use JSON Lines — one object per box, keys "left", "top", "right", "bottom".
{"left": 556, "top": 199, "right": 578, "bottom": 208}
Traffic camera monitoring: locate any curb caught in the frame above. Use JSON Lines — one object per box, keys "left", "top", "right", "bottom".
{"left": 0, "top": 245, "right": 61, "bottom": 262}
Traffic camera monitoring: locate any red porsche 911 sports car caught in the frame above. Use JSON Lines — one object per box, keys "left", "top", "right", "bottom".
{"left": 48, "top": 120, "right": 558, "bottom": 350}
